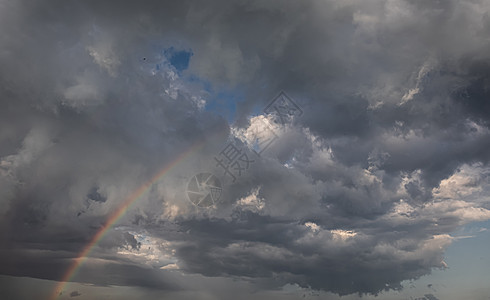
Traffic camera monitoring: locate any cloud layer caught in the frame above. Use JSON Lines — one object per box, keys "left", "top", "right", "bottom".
{"left": 1, "top": 0, "right": 490, "bottom": 298}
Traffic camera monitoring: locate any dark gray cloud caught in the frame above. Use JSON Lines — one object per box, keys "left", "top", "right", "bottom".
{"left": 1, "top": 0, "right": 490, "bottom": 299}
{"left": 69, "top": 291, "right": 81, "bottom": 297}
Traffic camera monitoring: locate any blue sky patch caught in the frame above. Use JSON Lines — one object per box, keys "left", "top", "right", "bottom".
{"left": 164, "top": 47, "right": 193, "bottom": 72}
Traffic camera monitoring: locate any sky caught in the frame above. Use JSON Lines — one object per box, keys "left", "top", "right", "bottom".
{"left": 1, "top": 1, "right": 490, "bottom": 300}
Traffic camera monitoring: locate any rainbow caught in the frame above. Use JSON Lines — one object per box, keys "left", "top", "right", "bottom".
{"left": 49, "top": 132, "right": 225, "bottom": 300}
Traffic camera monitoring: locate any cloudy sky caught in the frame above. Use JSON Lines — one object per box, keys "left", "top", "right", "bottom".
{"left": 1, "top": 1, "right": 490, "bottom": 299}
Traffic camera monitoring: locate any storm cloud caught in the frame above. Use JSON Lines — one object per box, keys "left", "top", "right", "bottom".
{"left": 1, "top": 0, "right": 490, "bottom": 299}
